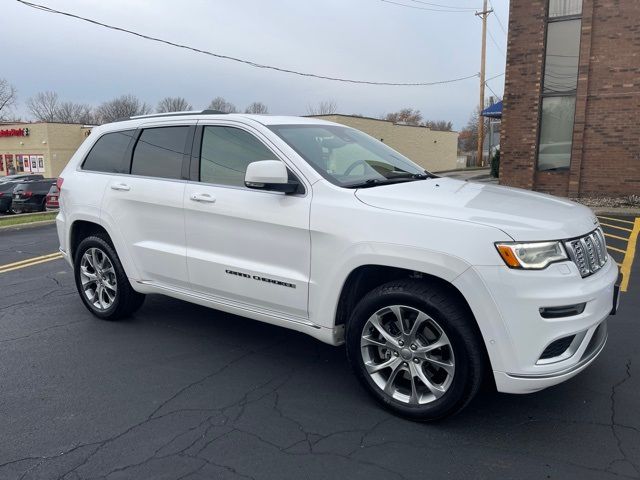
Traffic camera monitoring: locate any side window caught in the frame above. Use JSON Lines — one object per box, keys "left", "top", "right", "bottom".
{"left": 82, "top": 130, "right": 135, "bottom": 173}
{"left": 131, "top": 126, "right": 190, "bottom": 180}
{"left": 200, "top": 126, "right": 277, "bottom": 187}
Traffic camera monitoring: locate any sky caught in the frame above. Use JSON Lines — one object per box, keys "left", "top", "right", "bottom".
{"left": 1, "top": 0, "right": 509, "bottom": 130}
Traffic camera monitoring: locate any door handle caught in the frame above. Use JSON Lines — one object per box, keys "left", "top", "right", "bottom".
{"left": 111, "top": 183, "right": 131, "bottom": 191}
{"left": 190, "top": 193, "right": 216, "bottom": 203}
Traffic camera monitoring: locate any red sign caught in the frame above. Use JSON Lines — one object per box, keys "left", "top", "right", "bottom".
{"left": 0, "top": 128, "right": 29, "bottom": 138}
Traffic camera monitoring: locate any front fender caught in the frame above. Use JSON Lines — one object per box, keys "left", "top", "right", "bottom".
{"left": 309, "top": 241, "right": 472, "bottom": 330}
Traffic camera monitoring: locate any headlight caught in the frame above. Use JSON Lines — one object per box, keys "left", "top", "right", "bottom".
{"left": 495, "top": 241, "right": 568, "bottom": 269}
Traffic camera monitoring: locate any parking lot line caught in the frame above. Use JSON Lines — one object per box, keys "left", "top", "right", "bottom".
{"left": 0, "top": 252, "right": 63, "bottom": 274}
{"left": 619, "top": 218, "right": 640, "bottom": 292}
{"left": 599, "top": 222, "right": 633, "bottom": 233}
{"left": 607, "top": 245, "right": 626, "bottom": 254}
{"left": 605, "top": 232, "right": 630, "bottom": 242}
{"left": 598, "top": 215, "right": 635, "bottom": 225}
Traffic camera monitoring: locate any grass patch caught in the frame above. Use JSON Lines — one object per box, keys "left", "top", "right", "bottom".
{"left": 0, "top": 211, "right": 57, "bottom": 228}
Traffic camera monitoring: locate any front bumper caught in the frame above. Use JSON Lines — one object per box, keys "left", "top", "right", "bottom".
{"left": 454, "top": 257, "right": 618, "bottom": 394}
{"left": 494, "top": 320, "right": 608, "bottom": 393}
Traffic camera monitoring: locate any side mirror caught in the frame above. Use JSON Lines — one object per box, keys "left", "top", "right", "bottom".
{"left": 244, "top": 160, "right": 299, "bottom": 194}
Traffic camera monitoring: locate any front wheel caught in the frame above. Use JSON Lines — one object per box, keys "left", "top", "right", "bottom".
{"left": 73, "top": 235, "right": 145, "bottom": 320}
{"left": 346, "top": 279, "right": 486, "bottom": 421}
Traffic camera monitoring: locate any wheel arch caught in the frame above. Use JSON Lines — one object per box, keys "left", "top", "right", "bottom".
{"left": 334, "top": 265, "right": 475, "bottom": 329}
{"left": 69, "top": 219, "right": 110, "bottom": 261}
{"left": 67, "top": 217, "right": 140, "bottom": 280}
{"left": 335, "top": 263, "right": 495, "bottom": 387}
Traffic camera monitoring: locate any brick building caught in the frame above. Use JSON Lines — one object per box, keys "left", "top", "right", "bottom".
{"left": 500, "top": 0, "right": 640, "bottom": 197}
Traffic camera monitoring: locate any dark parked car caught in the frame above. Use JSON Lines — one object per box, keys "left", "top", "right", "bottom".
{"left": 0, "top": 181, "right": 18, "bottom": 213}
{"left": 0, "top": 173, "right": 44, "bottom": 184}
{"left": 11, "top": 179, "right": 56, "bottom": 213}
{"left": 45, "top": 184, "right": 60, "bottom": 210}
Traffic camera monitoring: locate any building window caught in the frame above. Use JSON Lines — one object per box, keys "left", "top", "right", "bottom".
{"left": 537, "top": 0, "right": 582, "bottom": 171}
{"left": 549, "top": 0, "right": 582, "bottom": 18}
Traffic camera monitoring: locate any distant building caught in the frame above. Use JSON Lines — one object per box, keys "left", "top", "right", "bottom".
{"left": 0, "top": 122, "right": 91, "bottom": 178}
{"left": 501, "top": 0, "right": 640, "bottom": 197}
{"left": 310, "top": 114, "right": 459, "bottom": 172}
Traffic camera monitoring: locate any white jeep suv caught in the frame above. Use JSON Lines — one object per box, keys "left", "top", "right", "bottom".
{"left": 56, "top": 111, "right": 619, "bottom": 420}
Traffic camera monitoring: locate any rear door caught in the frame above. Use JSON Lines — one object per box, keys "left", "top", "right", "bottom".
{"left": 101, "top": 121, "right": 194, "bottom": 288}
{"left": 183, "top": 122, "right": 311, "bottom": 319}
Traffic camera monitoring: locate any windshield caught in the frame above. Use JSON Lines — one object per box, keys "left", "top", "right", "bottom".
{"left": 269, "top": 124, "right": 429, "bottom": 187}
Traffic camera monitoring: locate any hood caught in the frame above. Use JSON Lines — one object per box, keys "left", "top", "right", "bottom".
{"left": 354, "top": 178, "right": 598, "bottom": 241}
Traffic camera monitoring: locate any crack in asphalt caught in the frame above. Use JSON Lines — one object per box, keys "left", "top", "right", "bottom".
{"left": 0, "top": 319, "right": 85, "bottom": 344}
{"left": 607, "top": 360, "right": 639, "bottom": 477}
{"left": 34, "top": 340, "right": 288, "bottom": 480}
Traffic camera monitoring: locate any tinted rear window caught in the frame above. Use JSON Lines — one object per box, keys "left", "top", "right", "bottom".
{"left": 14, "top": 181, "right": 52, "bottom": 193}
{"left": 131, "top": 127, "right": 189, "bottom": 180}
{"left": 83, "top": 130, "right": 136, "bottom": 173}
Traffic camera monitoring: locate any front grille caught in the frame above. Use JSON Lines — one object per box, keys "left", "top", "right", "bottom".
{"left": 564, "top": 229, "right": 608, "bottom": 277}
{"left": 540, "top": 335, "right": 576, "bottom": 360}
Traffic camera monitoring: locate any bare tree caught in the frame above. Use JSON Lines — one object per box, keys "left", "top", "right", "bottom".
{"left": 208, "top": 97, "right": 237, "bottom": 113}
{"left": 0, "top": 78, "right": 17, "bottom": 121}
{"left": 383, "top": 108, "right": 423, "bottom": 126}
{"left": 244, "top": 102, "right": 269, "bottom": 114}
{"left": 27, "top": 91, "right": 60, "bottom": 122}
{"left": 56, "top": 101, "right": 97, "bottom": 124}
{"left": 306, "top": 100, "right": 338, "bottom": 116}
{"left": 157, "top": 96, "right": 192, "bottom": 113}
{"left": 460, "top": 108, "right": 488, "bottom": 152}
{"left": 96, "top": 95, "right": 152, "bottom": 124}
{"left": 424, "top": 120, "right": 453, "bottom": 132}
{"left": 26, "top": 91, "right": 97, "bottom": 123}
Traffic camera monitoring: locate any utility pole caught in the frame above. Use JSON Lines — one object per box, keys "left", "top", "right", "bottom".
{"left": 476, "top": 0, "right": 492, "bottom": 166}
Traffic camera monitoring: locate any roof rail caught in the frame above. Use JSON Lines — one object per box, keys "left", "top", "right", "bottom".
{"left": 113, "top": 109, "right": 228, "bottom": 123}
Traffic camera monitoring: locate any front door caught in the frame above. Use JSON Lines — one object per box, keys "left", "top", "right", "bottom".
{"left": 183, "top": 124, "right": 311, "bottom": 319}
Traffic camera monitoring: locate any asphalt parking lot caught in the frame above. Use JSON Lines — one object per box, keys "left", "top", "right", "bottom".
{"left": 0, "top": 220, "right": 638, "bottom": 480}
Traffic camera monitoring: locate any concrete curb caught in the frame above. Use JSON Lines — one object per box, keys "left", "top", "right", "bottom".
{"left": 591, "top": 207, "right": 640, "bottom": 216}
{"left": 0, "top": 219, "right": 56, "bottom": 231}
{"left": 435, "top": 167, "right": 490, "bottom": 174}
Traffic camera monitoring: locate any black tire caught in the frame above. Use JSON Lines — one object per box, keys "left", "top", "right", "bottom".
{"left": 345, "top": 279, "right": 486, "bottom": 421}
{"left": 73, "top": 234, "right": 145, "bottom": 320}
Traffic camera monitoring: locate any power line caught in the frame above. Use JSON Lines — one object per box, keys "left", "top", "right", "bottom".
{"left": 488, "top": 0, "right": 508, "bottom": 34}
{"left": 487, "top": 28, "right": 505, "bottom": 56}
{"left": 406, "top": 0, "right": 475, "bottom": 11}
{"left": 380, "top": 0, "right": 474, "bottom": 13}
{"left": 485, "top": 72, "right": 505, "bottom": 82}
{"left": 16, "top": 0, "right": 480, "bottom": 87}
{"left": 485, "top": 82, "right": 502, "bottom": 101}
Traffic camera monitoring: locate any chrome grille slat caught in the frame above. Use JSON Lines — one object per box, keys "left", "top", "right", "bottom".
{"left": 564, "top": 228, "right": 608, "bottom": 278}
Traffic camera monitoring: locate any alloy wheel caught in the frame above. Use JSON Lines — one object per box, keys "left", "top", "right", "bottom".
{"left": 360, "top": 305, "right": 455, "bottom": 405}
{"left": 80, "top": 247, "right": 117, "bottom": 311}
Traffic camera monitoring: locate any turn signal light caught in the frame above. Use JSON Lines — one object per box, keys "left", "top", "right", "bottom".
{"left": 496, "top": 245, "right": 521, "bottom": 268}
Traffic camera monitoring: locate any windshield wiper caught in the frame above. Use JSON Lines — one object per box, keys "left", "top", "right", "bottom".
{"left": 346, "top": 174, "right": 431, "bottom": 189}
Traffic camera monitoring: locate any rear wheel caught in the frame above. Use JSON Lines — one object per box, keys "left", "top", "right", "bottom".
{"left": 73, "top": 235, "right": 145, "bottom": 320}
{"left": 346, "top": 279, "right": 486, "bottom": 421}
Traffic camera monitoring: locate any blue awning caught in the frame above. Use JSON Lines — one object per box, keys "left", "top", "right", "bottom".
{"left": 481, "top": 101, "right": 502, "bottom": 119}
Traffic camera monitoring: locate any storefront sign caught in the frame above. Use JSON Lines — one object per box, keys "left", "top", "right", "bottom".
{"left": 0, "top": 128, "right": 29, "bottom": 138}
